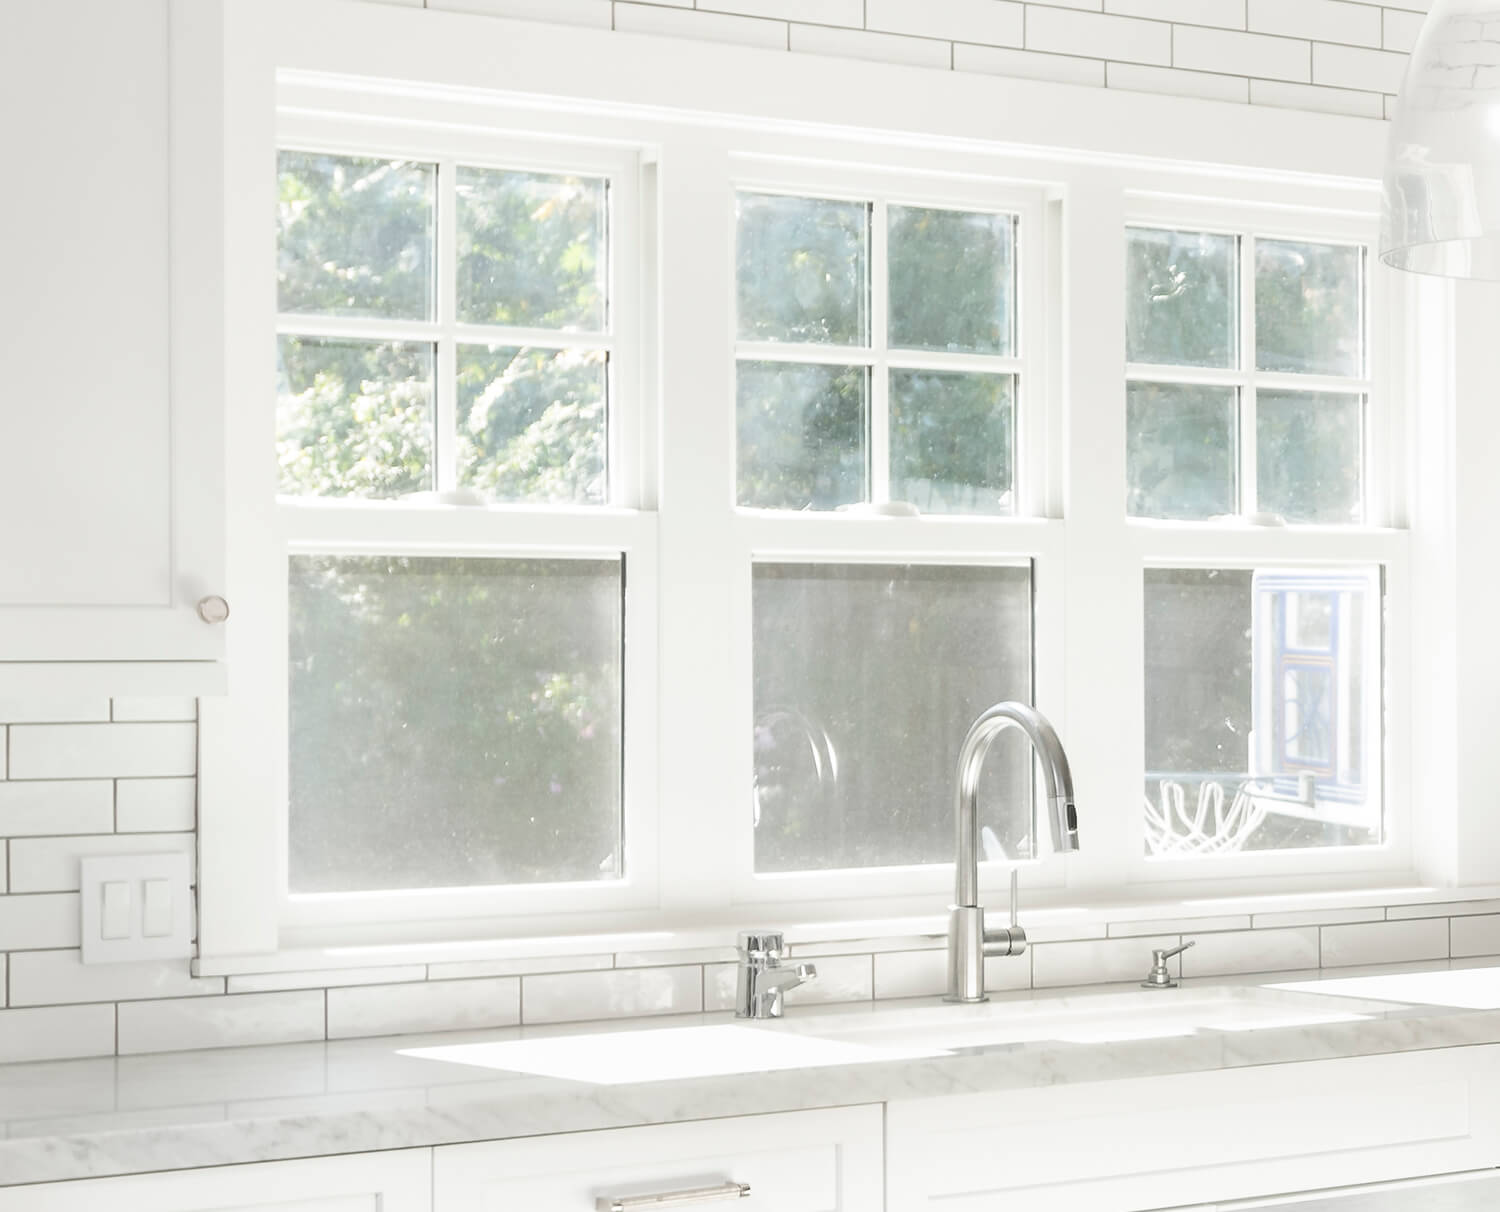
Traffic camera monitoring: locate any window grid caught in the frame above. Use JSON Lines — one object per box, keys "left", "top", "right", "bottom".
{"left": 1124, "top": 228, "right": 1373, "bottom": 525}
{"left": 274, "top": 155, "right": 618, "bottom": 503}
{"left": 732, "top": 190, "right": 1025, "bottom": 515}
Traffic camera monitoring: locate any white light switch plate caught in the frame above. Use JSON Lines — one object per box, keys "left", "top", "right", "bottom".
{"left": 80, "top": 853, "right": 192, "bottom": 964}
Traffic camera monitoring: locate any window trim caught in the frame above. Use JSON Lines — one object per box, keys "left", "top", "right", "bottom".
{"left": 199, "top": 2, "right": 1438, "bottom": 965}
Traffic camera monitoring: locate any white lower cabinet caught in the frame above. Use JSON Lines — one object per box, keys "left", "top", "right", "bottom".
{"left": 886, "top": 1046, "right": 1500, "bottom": 1212}
{"left": 0, "top": 1149, "right": 431, "bottom": 1212}
{"left": 433, "top": 1105, "right": 883, "bottom": 1211}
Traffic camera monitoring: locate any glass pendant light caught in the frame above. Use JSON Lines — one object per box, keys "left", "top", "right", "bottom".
{"left": 1383, "top": 1, "right": 1500, "bottom": 277}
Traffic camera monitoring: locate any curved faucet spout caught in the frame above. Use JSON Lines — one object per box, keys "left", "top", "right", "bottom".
{"left": 954, "top": 702, "right": 1079, "bottom": 911}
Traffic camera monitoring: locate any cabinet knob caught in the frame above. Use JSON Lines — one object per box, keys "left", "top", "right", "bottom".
{"left": 196, "top": 595, "right": 231, "bottom": 625}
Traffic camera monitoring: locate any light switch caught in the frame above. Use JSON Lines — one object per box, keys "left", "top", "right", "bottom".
{"left": 100, "top": 881, "right": 131, "bottom": 940}
{"left": 79, "top": 854, "right": 192, "bottom": 964}
{"left": 142, "top": 879, "right": 173, "bottom": 938}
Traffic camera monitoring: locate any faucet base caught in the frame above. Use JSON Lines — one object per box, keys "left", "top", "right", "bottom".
{"left": 942, "top": 994, "right": 989, "bottom": 1004}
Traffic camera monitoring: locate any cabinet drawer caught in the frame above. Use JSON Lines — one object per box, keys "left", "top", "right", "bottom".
{"left": 434, "top": 1105, "right": 881, "bottom": 1212}
{"left": 888, "top": 1046, "right": 1500, "bottom": 1212}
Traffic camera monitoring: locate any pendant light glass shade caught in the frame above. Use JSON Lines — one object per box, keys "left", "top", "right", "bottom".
{"left": 1383, "top": 1, "right": 1500, "bottom": 278}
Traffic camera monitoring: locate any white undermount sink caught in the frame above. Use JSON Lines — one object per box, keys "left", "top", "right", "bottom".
{"left": 1272, "top": 965, "right": 1500, "bottom": 1009}
{"left": 401, "top": 985, "right": 1375, "bottom": 1085}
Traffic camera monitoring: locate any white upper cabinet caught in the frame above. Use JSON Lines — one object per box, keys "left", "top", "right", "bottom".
{"left": 0, "top": 0, "right": 227, "bottom": 687}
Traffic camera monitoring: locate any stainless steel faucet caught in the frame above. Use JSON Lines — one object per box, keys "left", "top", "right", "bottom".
{"left": 735, "top": 931, "right": 817, "bottom": 1019}
{"left": 947, "top": 702, "right": 1080, "bottom": 1003}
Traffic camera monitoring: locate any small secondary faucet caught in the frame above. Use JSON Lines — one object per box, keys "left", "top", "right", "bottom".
{"left": 735, "top": 931, "right": 817, "bottom": 1019}
{"left": 948, "top": 702, "right": 1080, "bottom": 1004}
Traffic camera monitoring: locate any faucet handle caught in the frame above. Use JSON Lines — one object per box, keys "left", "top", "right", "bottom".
{"left": 737, "top": 930, "right": 786, "bottom": 959}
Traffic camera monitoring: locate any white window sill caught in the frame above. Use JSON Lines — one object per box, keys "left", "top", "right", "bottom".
{"left": 193, "top": 881, "right": 1500, "bottom": 978}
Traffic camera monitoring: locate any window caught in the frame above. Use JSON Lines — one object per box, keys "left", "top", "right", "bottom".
{"left": 1126, "top": 227, "right": 1368, "bottom": 525}
{"left": 1125, "top": 211, "right": 1397, "bottom": 868}
{"left": 735, "top": 191, "right": 1023, "bottom": 515}
{"left": 273, "top": 136, "right": 652, "bottom": 919}
{"left": 230, "top": 70, "right": 1409, "bottom": 958}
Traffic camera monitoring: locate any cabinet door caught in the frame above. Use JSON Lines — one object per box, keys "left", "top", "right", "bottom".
{"left": 888, "top": 1046, "right": 1500, "bottom": 1212}
{"left": 0, "top": 0, "right": 226, "bottom": 676}
{"left": 435, "top": 1105, "right": 882, "bottom": 1211}
{"left": 0, "top": 1149, "right": 431, "bottom": 1212}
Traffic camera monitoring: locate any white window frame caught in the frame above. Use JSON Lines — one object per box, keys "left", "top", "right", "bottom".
{"left": 270, "top": 111, "right": 662, "bottom": 933}
{"left": 198, "top": 2, "right": 1431, "bottom": 964}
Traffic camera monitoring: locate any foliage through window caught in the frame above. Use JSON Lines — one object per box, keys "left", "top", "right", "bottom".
{"left": 275, "top": 148, "right": 628, "bottom": 897}
{"left": 735, "top": 192, "right": 1020, "bottom": 515}
{"left": 1126, "top": 227, "right": 1368, "bottom": 524}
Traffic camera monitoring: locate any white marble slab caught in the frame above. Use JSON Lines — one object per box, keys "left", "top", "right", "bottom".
{"left": 3, "top": 964, "right": 1500, "bottom": 1188}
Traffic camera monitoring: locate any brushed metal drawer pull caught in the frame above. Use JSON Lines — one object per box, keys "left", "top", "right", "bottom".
{"left": 596, "top": 1181, "right": 751, "bottom": 1210}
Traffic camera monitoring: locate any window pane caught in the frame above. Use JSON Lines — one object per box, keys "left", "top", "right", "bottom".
{"left": 737, "top": 362, "right": 867, "bottom": 510}
{"left": 289, "top": 555, "right": 623, "bottom": 893}
{"left": 1127, "top": 228, "right": 1238, "bottom": 369}
{"left": 737, "top": 193, "right": 869, "bottom": 345}
{"left": 753, "top": 563, "right": 1033, "bottom": 872}
{"left": 456, "top": 167, "right": 606, "bottom": 331}
{"left": 1144, "top": 567, "right": 1382, "bottom": 858}
{"left": 1257, "top": 390, "right": 1364, "bottom": 524}
{"left": 277, "top": 151, "right": 434, "bottom": 321}
{"left": 456, "top": 345, "right": 607, "bottom": 505}
{"left": 890, "top": 370, "right": 1015, "bottom": 515}
{"left": 276, "top": 336, "right": 434, "bottom": 500}
{"left": 888, "top": 206, "right": 1015, "bottom": 355}
{"left": 1256, "top": 240, "right": 1364, "bottom": 377}
{"left": 1126, "top": 382, "right": 1237, "bottom": 520}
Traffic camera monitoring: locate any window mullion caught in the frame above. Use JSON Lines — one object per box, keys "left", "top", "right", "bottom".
{"left": 870, "top": 198, "right": 890, "bottom": 505}
{"left": 1240, "top": 235, "right": 1259, "bottom": 518}
{"left": 435, "top": 157, "right": 458, "bottom": 494}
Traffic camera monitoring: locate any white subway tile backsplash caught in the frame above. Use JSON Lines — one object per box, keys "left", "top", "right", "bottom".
{"left": 0, "top": 1004, "right": 115, "bottom": 1064}
{"left": 428, "top": 954, "right": 614, "bottom": 980}
{"left": 8, "top": 832, "right": 195, "bottom": 893}
{"left": 9, "top": 723, "right": 196, "bottom": 780}
{"left": 868, "top": 0, "right": 1023, "bottom": 47}
{"left": 1389, "top": 899, "right": 1500, "bottom": 920}
{"left": 1107, "top": 914, "right": 1252, "bottom": 938}
{"left": 1027, "top": 6, "right": 1170, "bottom": 64}
{"left": 613, "top": 5, "right": 787, "bottom": 50}
{"left": 1106, "top": 61, "right": 1249, "bottom": 102}
{"left": 428, "top": 0, "right": 613, "bottom": 27}
{"left": 228, "top": 965, "right": 427, "bottom": 994}
{"left": 1383, "top": 7, "right": 1427, "bottom": 52}
{"left": 710, "top": 0, "right": 862, "bottom": 25}
{"left": 952, "top": 42, "right": 1105, "bottom": 86}
{"left": 1179, "top": 927, "right": 1319, "bottom": 978}
{"left": 9, "top": 950, "right": 222, "bottom": 1006}
{"left": 1312, "top": 41, "right": 1409, "bottom": 92}
{"left": 1251, "top": 906, "right": 1384, "bottom": 929}
{"left": 1173, "top": 25, "right": 1311, "bottom": 82}
{"left": 521, "top": 965, "right": 703, "bottom": 1024}
{"left": 1032, "top": 934, "right": 1180, "bottom": 988}
{"left": 110, "top": 698, "right": 197, "bottom": 722}
{"left": 790, "top": 23, "right": 951, "bottom": 69}
{"left": 117, "top": 991, "right": 325, "bottom": 1055}
{"left": 1320, "top": 917, "right": 1450, "bottom": 968}
{"left": 872, "top": 948, "right": 1030, "bottom": 999}
{"left": 0, "top": 699, "right": 109, "bottom": 724}
{"left": 0, "top": 892, "right": 80, "bottom": 950}
{"left": 1250, "top": 78, "right": 1385, "bottom": 116}
{"left": 1450, "top": 915, "right": 1500, "bottom": 959}
{"left": 327, "top": 976, "right": 519, "bottom": 1038}
{"left": 114, "top": 777, "right": 196, "bottom": 832}
{"left": 1249, "top": 0, "right": 1382, "bottom": 48}
{"left": 615, "top": 945, "right": 738, "bottom": 968}
{"left": 1104, "top": 0, "right": 1244, "bottom": 27}
{"left": 0, "top": 780, "right": 114, "bottom": 836}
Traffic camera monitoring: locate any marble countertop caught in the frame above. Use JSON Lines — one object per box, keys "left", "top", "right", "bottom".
{"left": 4, "top": 959, "right": 1500, "bottom": 1188}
